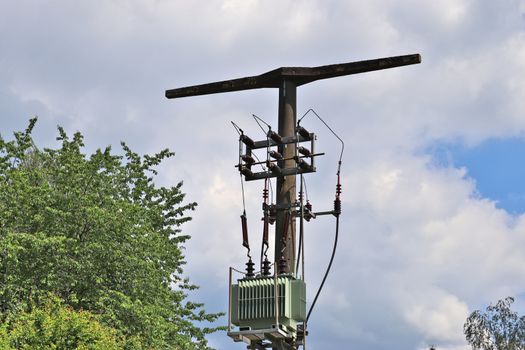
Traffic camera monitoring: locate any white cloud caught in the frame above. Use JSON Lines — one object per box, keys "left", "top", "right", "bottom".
{"left": 2, "top": 1, "right": 525, "bottom": 349}
{"left": 405, "top": 292, "right": 469, "bottom": 342}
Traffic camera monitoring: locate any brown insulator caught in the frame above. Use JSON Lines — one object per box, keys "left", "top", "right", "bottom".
{"left": 241, "top": 213, "right": 249, "bottom": 249}
{"left": 240, "top": 134, "right": 255, "bottom": 148}
{"left": 262, "top": 214, "right": 269, "bottom": 246}
{"left": 297, "top": 146, "right": 311, "bottom": 157}
{"left": 268, "top": 130, "right": 283, "bottom": 144}
{"left": 296, "top": 158, "right": 311, "bottom": 171}
{"left": 296, "top": 126, "right": 312, "bottom": 140}
{"left": 241, "top": 154, "right": 255, "bottom": 165}
{"left": 305, "top": 200, "right": 313, "bottom": 222}
{"left": 269, "top": 150, "right": 283, "bottom": 160}
{"left": 267, "top": 161, "right": 282, "bottom": 176}
{"left": 240, "top": 167, "right": 253, "bottom": 177}
{"left": 245, "top": 258, "right": 255, "bottom": 278}
{"left": 278, "top": 255, "right": 288, "bottom": 274}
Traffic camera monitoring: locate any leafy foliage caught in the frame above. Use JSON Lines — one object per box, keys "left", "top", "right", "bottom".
{"left": 464, "top": 297, "right": 525, "bottom": 350}
{"left": 0, "top": 118, "right": 222, "bottom": 349}
{"left": 0, "top": 296, "right": 123, "bottom": 349}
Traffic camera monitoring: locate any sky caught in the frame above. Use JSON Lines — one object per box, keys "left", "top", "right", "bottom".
{"left": 1, "top": 1, "right": 525, "bottom": 349}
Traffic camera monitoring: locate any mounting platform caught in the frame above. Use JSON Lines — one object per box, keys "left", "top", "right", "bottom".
{"left": 228, "top": 325, "right": 290, "bottom": 344}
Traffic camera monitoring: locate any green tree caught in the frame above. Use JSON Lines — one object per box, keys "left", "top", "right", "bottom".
{"left": 0, "top": 118, "right": 222, "bottom": 349}
{"left": 0, "top": 296, "right": 123, "bottom": 349}
{"left": 464, "top": 297, "right": 525, "bottom": 350}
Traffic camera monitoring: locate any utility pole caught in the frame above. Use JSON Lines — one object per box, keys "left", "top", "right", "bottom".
{"left": 276, "top": 79, "right": 297, "bottom": 273}
{"left": 166, "top": 54, "right": 421, "bottom": 274}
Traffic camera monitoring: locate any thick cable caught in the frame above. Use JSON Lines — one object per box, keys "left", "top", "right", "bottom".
{"left": 296, "top": 175, "right": 304, "bottom": 277}
{"left": 298, "top": 109, "right": 345, "bottom": 323}
{"left": 306, "top": 214, "right": 340, "bottom": 322}
{"left": 261, "top": 178, "right": 270, "bottom": 272}
{"left": 302, "top": 176, "right": 309, "bottom": 202}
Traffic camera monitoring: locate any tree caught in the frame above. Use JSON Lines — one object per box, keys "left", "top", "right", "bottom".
{"left": 0, "top": 296, "right": 123, "bottom": 349}
{"left": 464, "top": 297, "right": 525, "bottom": 350}
{"left": 0, "top": 118, "right": 222, "bottom": 349}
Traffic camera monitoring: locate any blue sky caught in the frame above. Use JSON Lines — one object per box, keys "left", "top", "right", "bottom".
{"left": 1, "top": 1, "right": 525, "bottom": 350}
{"left": 429, "top": 137, "right": 525, "bottom": 215}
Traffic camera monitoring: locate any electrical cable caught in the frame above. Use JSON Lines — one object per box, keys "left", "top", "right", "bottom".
{"left": 302, "top": 176, "right": 309, "bottom": 202}
{"left": 261, "top": 178, "right": 270, "bottom": 273}
{"left": 306, "top": 214, "right": 340, "bottom": 323}
{"left": 296, "top": 174, "right": 304, "bottom": 276}
{"left": 300, "top": 108, "right": 345, "bottom": 323}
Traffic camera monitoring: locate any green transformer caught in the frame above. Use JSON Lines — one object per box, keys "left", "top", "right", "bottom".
{"left": 231, "top": 275, "right": 306, "bottom": 334}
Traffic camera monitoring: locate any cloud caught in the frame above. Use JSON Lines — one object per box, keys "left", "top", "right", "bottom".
{"left": 1, "top": 1, "right": 525, "bottom": 349}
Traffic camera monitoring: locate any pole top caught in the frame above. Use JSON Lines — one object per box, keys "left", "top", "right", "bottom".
{"left": 165, "top": 53, "right": 421, "bottom": 99}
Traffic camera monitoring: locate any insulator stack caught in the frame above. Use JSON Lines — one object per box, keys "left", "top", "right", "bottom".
{"left": 261, "top": 258, "right": 271, "bottom": 276}
{"left": 336, "top": 172, "right": 342, "bottom": 197}
{"left": 268, "top": 206, "right": 276, "bottom": 225}
{"left": 245, "top": 258, "right": 255, "bottom": 278}
{"left": 262, "top": 182, "right": 270, "bottom": 246}
{"left": 334, "top": 179, "right": 342, "bottom": 216}
{"left": 278, "top": 255, "right": 288, "bottom": 274}
{"left": 305, "top": 200, "right": 313, "bottom": 222}
{"left": 334, "top": 197, "right": 341, "bottom": 216}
